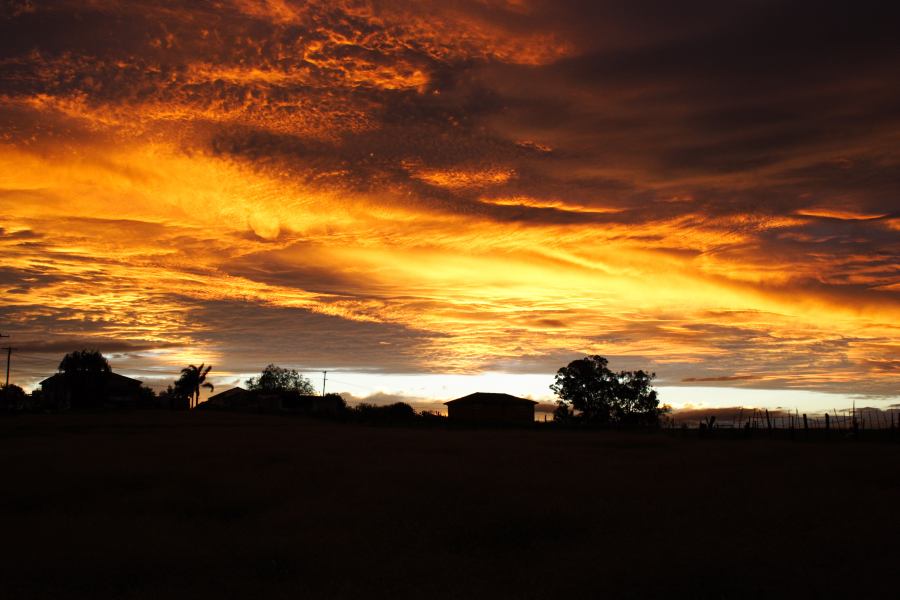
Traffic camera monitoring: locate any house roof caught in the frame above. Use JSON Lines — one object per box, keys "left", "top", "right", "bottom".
{"left": 444, "top": 392, "right": 537, "bottom": 406}
{"left": 39, "top": 372, "right": 142, "bottom": 386}
{"left": 39, "top": 374, "right": 59, "bottom": 385}
{"left": 207, "top": 386, "right": 249, "bottom": 401}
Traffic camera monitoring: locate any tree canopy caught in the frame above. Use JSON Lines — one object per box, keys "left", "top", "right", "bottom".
{"left": 550, "top": 355, "right": 665, "bottom": 426}
{"left": 58, "top": 349, "right": 111, "bottom": 408}
{"left": 59, "top": 349, "right": 111, "bottom": 376}
{"left": 1, "top": 383, "right": 27, "bottom": 411}
{"left": 245, "top": 364, "right": 315, "bottom": 395}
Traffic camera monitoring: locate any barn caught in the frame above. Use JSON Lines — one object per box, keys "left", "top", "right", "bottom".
{"left": 444, "top": 392, "right": 537, "bottom": 424}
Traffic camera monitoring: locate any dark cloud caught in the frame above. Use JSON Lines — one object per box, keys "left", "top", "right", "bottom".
{"left": 15, "top": 338, "right": 175, "bottom": 354}
{"left": 181, "top": 299, "right": 445, "bottom": 374}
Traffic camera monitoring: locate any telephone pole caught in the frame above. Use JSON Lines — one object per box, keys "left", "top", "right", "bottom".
{"left": 322, "top": 370, "right": 327, "bottom": 396}
{"left": 1, "top": 343, "right": 14, "bottom": 406}
{"left": 0, "top": 333, "right": 9, "bottom": 391}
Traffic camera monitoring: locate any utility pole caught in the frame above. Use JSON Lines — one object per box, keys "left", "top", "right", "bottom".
{"left": 2, "top": 343, "right": 15, "bottom": 407}
{"left": 4, "top": 347, "right": 10, "bottom": 389}
{"left": 0, "top": 333, "right": 10, "bottom": 391}
{"left": 322, "top": 370, "right": 327, "bottom": 396}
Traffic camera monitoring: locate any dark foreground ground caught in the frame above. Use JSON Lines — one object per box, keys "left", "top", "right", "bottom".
{"left": 1, "top": 413, "right": 898, "bottom": 599}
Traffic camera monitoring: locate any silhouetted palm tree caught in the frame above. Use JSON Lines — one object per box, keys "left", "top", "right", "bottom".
{"left": 177, "top": 363, "right": 214, "bottom": 409}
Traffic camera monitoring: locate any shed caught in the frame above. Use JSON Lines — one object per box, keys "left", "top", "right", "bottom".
{"left": 444, "top": 392, "right": 537, "bottom": 424}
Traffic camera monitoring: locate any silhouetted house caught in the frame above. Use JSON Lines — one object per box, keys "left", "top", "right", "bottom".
{"left": 445, "top": 392, "right": 537, "bottom": 424}
{"left": 204, "top": 386, "right": 252, "bottom": 409}
{"left": 40, "top": 372, "right": 143, "bottom": 409}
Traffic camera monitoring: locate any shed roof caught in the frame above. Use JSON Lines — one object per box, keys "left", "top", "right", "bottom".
{"left": 444, "top": 392, "right": 537, "bottom": 406}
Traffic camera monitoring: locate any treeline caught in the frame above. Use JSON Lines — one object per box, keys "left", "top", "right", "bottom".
{"left": 0, "top": 355, "right": 445, "bottom": 425}
{"left": 4, "top": 352, "right": 675, "bottom": 431}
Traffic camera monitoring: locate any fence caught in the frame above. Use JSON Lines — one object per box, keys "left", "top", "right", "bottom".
{"left": 668, "top": 408, "right": 900, "bottom": 441}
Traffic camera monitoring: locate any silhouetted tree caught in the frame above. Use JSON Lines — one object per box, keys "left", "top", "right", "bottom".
{"left": 551, "top": 355, "right": 665, "bottom": 426}
{"left": 246, "top": 364, "right": 315, "bottom": 394}
{"left": 176, "top": 364, "right": 213, "bottom": 409}
{"left": 158, "top": 384, "right": 189, "bottom": 410}
{"left": 1, "top": 383, "right": 26, "bottom": 411}
{"left": 137, "top": 385, "right": 158, "bottom": 409}
{"left": 552, "top": 401, "right": 573, "bottom": 423}
{"left": 611, "top": 368, "right": 663, "bottom": 426}
{"left": 59, "top": 349, "right": 111, "bottom": 409}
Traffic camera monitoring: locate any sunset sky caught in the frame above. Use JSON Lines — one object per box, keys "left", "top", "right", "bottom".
{"left": 1, "top": 1, "right": 897, "bottom": 411}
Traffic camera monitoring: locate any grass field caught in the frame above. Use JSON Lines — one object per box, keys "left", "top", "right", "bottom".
{"left": 1, "top": 412, "right": 898, "bottom": 598}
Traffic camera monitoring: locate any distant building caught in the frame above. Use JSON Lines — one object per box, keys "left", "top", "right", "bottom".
{"left": 204, "top": 386, "right": 252, "bottom": 409}
{"left": 444, "top": 392, "right": 537, "bottom": 424}
{"left": 40, "top": 372, "right": 143, "bottom": 409}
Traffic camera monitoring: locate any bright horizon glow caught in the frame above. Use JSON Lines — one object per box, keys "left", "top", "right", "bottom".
{"left": 196, "top": 370, "right": 896, "bottom": 415}
{"left": 15, "top": 359, "right": 894, "bottom": 416}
